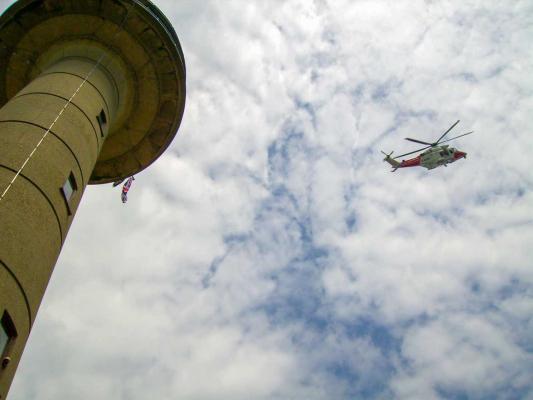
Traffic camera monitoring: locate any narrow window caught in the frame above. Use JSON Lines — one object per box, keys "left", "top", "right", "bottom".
{"left": 96, "top": 109, "right": 107, "bottom": 137}
{"left": 0, "top": 322, "right": 7, "bottom": 357}
{"left": 60, "top": 172, "right": 78, "bottom": 215}
{"left": 1, "top": 311, "right": 17, "bottom": 361}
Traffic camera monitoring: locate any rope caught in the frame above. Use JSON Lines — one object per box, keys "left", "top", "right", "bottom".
{"left": 0, "top": 7, "right": 131, "bottom": 202}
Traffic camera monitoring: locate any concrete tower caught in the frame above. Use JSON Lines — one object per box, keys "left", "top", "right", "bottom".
{"left": 0, "top": 0, "right": 185, "bottom": 396}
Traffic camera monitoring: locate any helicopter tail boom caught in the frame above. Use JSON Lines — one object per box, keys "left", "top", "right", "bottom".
{"left": 381, "top": 151, "right": 402, "bottom": 171}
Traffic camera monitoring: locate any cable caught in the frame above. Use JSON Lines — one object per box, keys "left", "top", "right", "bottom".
{"left": 0, "top": 7, "right": 131, "bottom": 202}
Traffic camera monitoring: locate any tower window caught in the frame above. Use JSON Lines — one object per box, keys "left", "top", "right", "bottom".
{"left": 96, "top": 109, "right": 107, "bottom": 137}
{"left": 0, "top": 325, "right": 7, "bottom": 357}
{"left": 60, "top": 172, "right": 78, "bottom": 215}
{"left": 1, "top": 311, "right": 17, "bottom": 360}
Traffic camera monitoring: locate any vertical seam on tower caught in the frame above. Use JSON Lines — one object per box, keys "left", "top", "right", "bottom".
{"left": 11, "top": 92, "right": 102, "bottom": 155}
{"left": 0, "top": 120, "right": 86, "bottom": 188}
{"left": 30, "top": 71, "right": 112, "bottom": 122}
{"left": 0, "top": 259, "right": 35, "bottom": 330}
{"left": 0, "top": 165, "right": 64, "bottom": 242}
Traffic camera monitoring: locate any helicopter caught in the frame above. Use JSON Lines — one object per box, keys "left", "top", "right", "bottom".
{"left": 381, "top": 120, "right": 473, "bottom": 172}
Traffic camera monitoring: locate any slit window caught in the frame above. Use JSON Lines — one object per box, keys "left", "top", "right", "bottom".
{"left": 96, "top": 109, "right": 107, "bottom": 137}
{"left": 1, "top": 311, "right": 17, "bottom": 357}
{"left": 61, "top": 172, "right": 78, "bottom": 214}
{"left": 0, "top": 324, "right": 7, "bottom": 356}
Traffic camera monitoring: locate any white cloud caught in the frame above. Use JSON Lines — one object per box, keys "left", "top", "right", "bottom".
{"left": 2, "top": 0, "right": 532, "bottom": 399}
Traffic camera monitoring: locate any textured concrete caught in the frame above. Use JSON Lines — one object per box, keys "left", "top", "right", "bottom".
{"left": 0, "top": 1, "right": 185, "bottom": 397}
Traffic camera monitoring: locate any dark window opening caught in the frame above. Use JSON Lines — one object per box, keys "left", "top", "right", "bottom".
{"left": 96, "top": 109, "right": 108, "bottom": 137}
{"left": 1, "top": 311, "right": 17, "bottom": 357}
{"left": 60, "top": 172, "right": 78, "bottom": 215}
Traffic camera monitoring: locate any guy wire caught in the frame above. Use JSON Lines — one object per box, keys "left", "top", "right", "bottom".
{"left": 0, "top": 6, "right": 131, "bottom": 202}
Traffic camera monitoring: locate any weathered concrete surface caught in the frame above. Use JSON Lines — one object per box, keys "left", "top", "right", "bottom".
{"left": 0, "top": 1, "right": 185, "bottom": 397}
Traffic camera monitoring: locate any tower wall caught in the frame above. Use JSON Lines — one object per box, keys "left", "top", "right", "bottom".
{"left": 0, "top": 58, "right": 117, "bottom": 397}
{"left": 0, "top": 1, "right": 186, "bottom": 396}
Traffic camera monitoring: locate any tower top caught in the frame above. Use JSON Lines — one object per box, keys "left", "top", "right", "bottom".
{"left": 0, "top": 0, "right": 186, "bottom": 184}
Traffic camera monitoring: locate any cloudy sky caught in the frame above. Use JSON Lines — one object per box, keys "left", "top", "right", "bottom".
{"left": 3, "top": 0, "right": 533, "bottom": 399}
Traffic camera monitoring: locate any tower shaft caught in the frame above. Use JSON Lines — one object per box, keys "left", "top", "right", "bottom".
{"left": 0, "top": 57, "right": 117, "bottom": 396}
{"left": 0, "top": 0, "right": 186, "bottom": 397}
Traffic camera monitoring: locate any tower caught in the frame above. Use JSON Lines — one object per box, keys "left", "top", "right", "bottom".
{"left": 0, "top": 0, "right": 186, "bottom": 396}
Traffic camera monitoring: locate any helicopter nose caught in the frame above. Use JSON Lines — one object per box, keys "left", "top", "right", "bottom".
{"left": 454, "top": 151, "right": 466, "bottom": 159}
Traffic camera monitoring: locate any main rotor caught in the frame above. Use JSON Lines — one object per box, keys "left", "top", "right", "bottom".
{"left": 394, "top": 120, "right": 473, "bottom": 159}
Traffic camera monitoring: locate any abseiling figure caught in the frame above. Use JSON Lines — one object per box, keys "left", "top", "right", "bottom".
{"left": 121, "top": 176, "right": 135, "bottom": 203}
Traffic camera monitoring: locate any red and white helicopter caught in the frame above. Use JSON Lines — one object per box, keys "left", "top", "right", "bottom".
{"left": 381, "top": 120, "right": 473, "bottom": 172}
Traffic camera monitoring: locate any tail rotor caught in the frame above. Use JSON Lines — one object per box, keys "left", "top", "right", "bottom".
{"left": 381, "top": 150, "right": 394, "bottom": 160}
{"left": 381, "top": 150, "right": 401, "bottom": 171}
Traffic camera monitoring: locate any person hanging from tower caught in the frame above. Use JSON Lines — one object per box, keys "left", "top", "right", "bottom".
{"left": 121, "top": 176, "right": 135, "bottom": 203}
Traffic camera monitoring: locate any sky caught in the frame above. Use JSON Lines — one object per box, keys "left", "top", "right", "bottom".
{"left": 2, "top": 0, "right": 533, "bottom": 399}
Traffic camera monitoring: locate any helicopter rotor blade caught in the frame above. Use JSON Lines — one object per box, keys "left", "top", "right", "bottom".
{"left": 404, "top": 137, "right": 432, "bottom": 145}
{"left": 435, "top": 120, "right": 460, "bottom": 145}
{"left": 439, "top": 131, "right": 474, "bottom": 144}
{"left": 393, "top": 145, "right": 431, "bottom": 159}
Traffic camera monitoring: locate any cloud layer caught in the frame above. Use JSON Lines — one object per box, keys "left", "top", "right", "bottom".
{"left": 2, "top": 0, "right": 532, "bottom": 399}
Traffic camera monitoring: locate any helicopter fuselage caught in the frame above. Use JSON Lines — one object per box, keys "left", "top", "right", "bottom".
{"left": 401, "top": 145, "right": 466, "bottom": 170}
